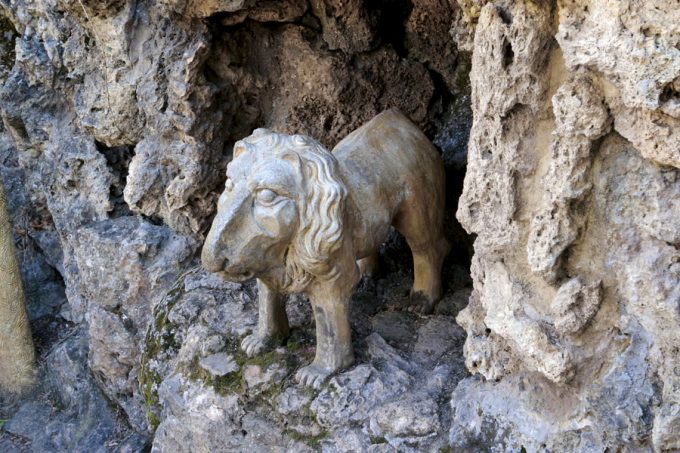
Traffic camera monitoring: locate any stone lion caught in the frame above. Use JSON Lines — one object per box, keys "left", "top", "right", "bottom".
{"left": 202, "top": 109, "right": 449, "bottom": 388}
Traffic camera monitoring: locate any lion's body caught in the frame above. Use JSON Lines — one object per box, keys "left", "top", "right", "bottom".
{"left": 202, "top": 109, "right": 448, "bottom": 388}
{"left": 333, "top": 109, "right": 447, "bottom": 263}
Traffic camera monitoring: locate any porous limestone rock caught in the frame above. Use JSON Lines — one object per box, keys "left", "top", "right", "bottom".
{"left": 556, "top": 0, "right": 680, "bottom": 168}
{"left": 527, "top": 75, "right": 611, "bottom": 282}
{"left": 454, "top": 0, "right": 680, "bottom": 450}
{"left": 552, "top": 277, "right": 602, "bottom": 336}
{"left": 309, "top": 0, "right": 377, "bottom": 53}
{"left": 143, "top": 268, "right": 469, "bottom": 452}
{"left": 405, "top": 0, "right": 459, "bottom": 92}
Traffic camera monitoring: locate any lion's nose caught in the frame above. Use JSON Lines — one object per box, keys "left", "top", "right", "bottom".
{"left": 201, "top": 245, "right": 228, "bottom": 273}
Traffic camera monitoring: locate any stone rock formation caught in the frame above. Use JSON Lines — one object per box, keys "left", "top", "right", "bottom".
{"left": 0, "top": 0, "right": 678, "bottom": 451}
{"left": 453, "top": 0, "right": 680, "bottom": 450}
{"left": 142, "top": 268, "right": 468, "bottom": 451}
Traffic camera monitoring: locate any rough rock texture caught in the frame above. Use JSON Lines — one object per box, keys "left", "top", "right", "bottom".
{"left": 0, "top": 0, "right": 473, "bottom": 449}
{"left": 142, "top": 267, "right": 470, "bottom": 452}
{"left": 1, "top": 331, "right": 146, "bottom": 452}
{"left": 73, "top": 217, "right": 196, "bottom": 430}
{"left": 1, "top": 0, "right": 678, "bottom": 451}
{"left": 454, "top": 0, "right": 680, "bottom": 451}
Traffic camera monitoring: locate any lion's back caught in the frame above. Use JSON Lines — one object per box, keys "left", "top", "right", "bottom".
{"left": 333, "top": 108, "right": 444, "bottom": 199}
{"left": 332, "top": 109, "right": 445, "bottom": 256}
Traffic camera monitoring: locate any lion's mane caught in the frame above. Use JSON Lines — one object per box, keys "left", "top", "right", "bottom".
{"left": 235, "top": 129, "right": 348, "bottom": 292}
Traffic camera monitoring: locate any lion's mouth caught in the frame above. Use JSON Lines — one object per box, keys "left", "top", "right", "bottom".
{"left": 215, "top": 269, "right": 254, "bottom": 283}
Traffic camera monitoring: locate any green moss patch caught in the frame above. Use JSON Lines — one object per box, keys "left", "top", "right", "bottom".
{"left": 139, "top": 269, "right": 196, "bottom": 430}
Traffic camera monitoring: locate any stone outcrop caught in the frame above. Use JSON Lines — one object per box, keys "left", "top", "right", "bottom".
{"left": 142, "top": 268, "right": 469, "bottom": 451}
{"left": 454, "top": 0, "right": 680, "bottom": 450}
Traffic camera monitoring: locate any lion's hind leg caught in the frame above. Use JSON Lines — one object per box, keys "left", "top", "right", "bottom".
{"left": 393, "top": 197, "right": 449, "bottom": 314}
{"left": 241, "top": 279, "right": 289, "bottom": 357}
{"left": 408, "top": 239, "right": 449, "bottom": 313}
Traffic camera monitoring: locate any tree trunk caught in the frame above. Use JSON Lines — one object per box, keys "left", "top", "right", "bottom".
{"left": 0, "top": 180, "right": 35, "bottom": 395}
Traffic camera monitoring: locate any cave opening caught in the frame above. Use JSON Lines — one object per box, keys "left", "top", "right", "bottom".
{"left": 95, "top": 140, "right": 135, "bottom": 219}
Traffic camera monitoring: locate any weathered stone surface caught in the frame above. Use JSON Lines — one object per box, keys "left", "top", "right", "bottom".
{"left": 199, "top": 352, "right": 239, "bottom": 378}
{"left": 552, "top": 277, "right": 602, "bottom": 336}
{"left": 448, "top": 0, "right": 490, "bottom": 52}
{"left": 455, "top": 0, "right": 680, "bottom": 450}
{"left": 457, "top": 1, "right": 554, "bottom": 256}
{"left": 310, "top": 0, "right": 377, "bottom": 53}
{"left": 527, "top": 75, "right": 611, "bottom": 282}
{"left": 405, "top": 0, "right": 459, "bottom": 91}
{"left": 144, "top": 268, "right": 468, "bottom": 451}
{"left": 3, "top": 332, "right": 133, "bottom": 452}
{"left": 556, "top": 0, "right": 680, "bottom": 168}
{"left": 72, "top": 216, "right": 197, "bottom": 430}
{"left": 372, "top": 396, "right": 441, "bottom": 438}
{"left": 223, "top": 0, "right": 308, "bottom": 25}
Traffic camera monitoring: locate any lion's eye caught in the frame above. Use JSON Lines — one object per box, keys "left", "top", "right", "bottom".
{"left": 255, "top": 189, "right": 278, "bottom": 205}
{"left": 225, "top": 178, "right": 234, "bottom": 191}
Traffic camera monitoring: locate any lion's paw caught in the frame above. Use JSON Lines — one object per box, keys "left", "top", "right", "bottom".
{"left": 407, "top": 291, "right": 436, "bottom": 315}
{"left": 295, "top": 364, "right": 331, "bottom": 389}
{"left": 241, "top": 334, "right": 270, "bottom": 357}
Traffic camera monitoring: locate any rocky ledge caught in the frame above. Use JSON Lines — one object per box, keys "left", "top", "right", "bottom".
{"left": 142, "top": 265, "right": 471, "bottom": 452}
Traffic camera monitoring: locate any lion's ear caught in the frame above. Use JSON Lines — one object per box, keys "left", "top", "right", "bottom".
{"left": 282, "top": 152, "right": 302, "bottom": 171}
{"left": 252, "top": 128, "right": 271, "bottom": 137}
{"left": 233, "top": 141, "right": 247, "bottom": 158}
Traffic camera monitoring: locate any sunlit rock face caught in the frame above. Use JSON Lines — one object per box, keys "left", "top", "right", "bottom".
{"left": 454, "top": 0, "right": 680, "bottom": 450}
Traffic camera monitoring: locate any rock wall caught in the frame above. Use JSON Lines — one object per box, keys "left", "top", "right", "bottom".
{"left": 0, "top": 0, "right": 473, "bottom": 449}
{"left": 0, "top": 0, "right": 678, "bottom": 451}
{"left": 453, "top": 0, "right": 680, "bottom": 451}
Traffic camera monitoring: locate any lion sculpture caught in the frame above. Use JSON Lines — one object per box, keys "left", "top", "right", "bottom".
{"left": 202, "top": 109, "right": 449, "bottom": 388}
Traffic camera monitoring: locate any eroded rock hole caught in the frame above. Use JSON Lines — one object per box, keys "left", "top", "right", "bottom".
{"left": 95, "top": 140, "right": 135, "bottom": 218}
{"left": 659, "top": 77, "right": 680, "bottom": 103}
{"left": 502, "top": 38, "right": 514, "bottom": 68}
{"left": 366, "top": 0, "right": 414, "bottom": 57}
{"left": 497, "top": 6, "right": 513, "bottom": 25}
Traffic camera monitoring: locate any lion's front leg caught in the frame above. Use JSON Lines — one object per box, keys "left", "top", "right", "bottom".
{"left": 295, "top": 269, "right": 358, "bottom": 388}
{"left": 295, "top": 297, "right": 354, "bottom": 388}
{"left": 242, "top": 279, "right": 289, "bottom": 357}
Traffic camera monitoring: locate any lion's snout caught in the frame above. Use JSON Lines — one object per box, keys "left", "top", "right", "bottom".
{"left": 201, "top": 226, "right": 255, "bottom": 281}
{"left": 201, "top": 243, "right": 227, "bottom": 273}
{"left": 201, "top": 224, "right": 232, "bottom": 273}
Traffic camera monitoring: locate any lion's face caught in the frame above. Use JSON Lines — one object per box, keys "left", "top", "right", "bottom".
{"left": 202, "top": 142, "right": 303, "bottom": 283}
{"left": 202, "top": 129, "right": 347, "bottom": 291}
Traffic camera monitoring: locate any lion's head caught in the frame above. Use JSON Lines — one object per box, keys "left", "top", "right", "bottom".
{"left": 201, "top": 128, "right": 348, "bottom": 292}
